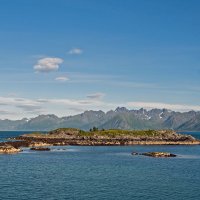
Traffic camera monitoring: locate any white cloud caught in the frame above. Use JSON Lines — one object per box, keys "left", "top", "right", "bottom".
{"left": 0, "top": 95, "right": 112, "bottom": 119}
{"left": 45, "top": 98, "right": 98, "bottom": 106}
{"left": 127, "top": 101, "right": 200, "bottom": 111}
{"left": 68, "top": 48, "right": 83, "bottom": 55}
{"left": 55, "top": 76, "right": 69, "bottom": 82}
{"left": 86, "top": 92, "right": 105, "bottom": 100}
{"left": 0, "top": 96, "right": 44, "bottom": 119}
{"left": 16, "top": 105, "right": 42, "bottom": 112}
{"left": 0, "top": 95, "right": 200, "bottom": 120}
{"left": 0, "top": 110, "right": 17, "bottom": 115}
{"left": 0, "top": 97, "right": 40, "bottom": 107}
{"left": 34, "top": 57, "right": 63, "bottom": 72}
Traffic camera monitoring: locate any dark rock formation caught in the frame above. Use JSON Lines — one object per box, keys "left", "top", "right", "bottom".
{"left": 30, "top": 147, "right": 50, "bottom": 151}
{"left": 141, "top": 152, "right": 177, "bottom": 157}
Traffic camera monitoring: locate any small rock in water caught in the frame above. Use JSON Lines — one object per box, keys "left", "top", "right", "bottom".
{"left": 131, "top": 152, "right": 139, "bottom": 155}
{"left": 131, "top": 151, "right": 176, "bottom": 157}
{"left": 142, "top": 152, "right": 176, "bottom": 158}
{"left": 30, "top": 147, "right": 50, "bottom": 151}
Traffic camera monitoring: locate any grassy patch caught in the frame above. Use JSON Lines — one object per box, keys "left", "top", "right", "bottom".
{"left": 24, "top": 128, "right": 171, "bottom": 138}
{"left": 78, "top": 129, "right": 162, "bottom": 137}
{"left": 52, "top": 128, "right": 80, "bottom": 132}
{"left": 22, "top": 132, "right": 45, "bottom": 137}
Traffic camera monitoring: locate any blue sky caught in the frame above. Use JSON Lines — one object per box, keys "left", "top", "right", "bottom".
{"left": 0, "top": 0, "right": 200, "bottom": 119}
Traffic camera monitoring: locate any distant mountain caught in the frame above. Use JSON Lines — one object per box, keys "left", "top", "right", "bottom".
{"left": 177, "top": 113, "right": 200, "bottom": 131}
{"left": 0, "top": 107, "right": 200, "bottom": 131}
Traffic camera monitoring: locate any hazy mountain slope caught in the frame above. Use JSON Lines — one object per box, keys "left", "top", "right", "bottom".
{"left": 177, "top": 114, "right": 200, "bottom": 131}
{"left": 99, "top": 112, "right": 162, "bottom": 130}
{"left": 0, "top": 119, "right": 27, "bottom": 130}
{"left": 0, "top": 108, "right": 199, "bottom": 131}
{"left": 58, "top": 111, "right": 106, "bottom": 130}
{"left": 17, "top": 115, "right": 61, "bottom": 131}
{"left": 162, "top": 111, "right": 197, "bottom": 129}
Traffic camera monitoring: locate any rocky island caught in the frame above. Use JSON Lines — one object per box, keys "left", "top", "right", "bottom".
{"left": 0, "top": 128, "right": 200, "bottom": 153}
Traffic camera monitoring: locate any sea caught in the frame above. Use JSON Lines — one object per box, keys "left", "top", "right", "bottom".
{"left": 0, "top": 131, "right": 200, "bottom": 200}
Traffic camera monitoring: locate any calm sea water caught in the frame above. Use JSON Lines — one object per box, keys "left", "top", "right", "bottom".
{"left": 0, "top": 131, "right": 200, "bottom": 200}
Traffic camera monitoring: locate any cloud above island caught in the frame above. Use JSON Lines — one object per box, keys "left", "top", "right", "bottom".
{"left": 0, "top": 94, "right": 200, "bottom": 120}
{"left": 55, "top": 76, "right": 69, "bottom": 82}
{"left": 68, "top": 48, "right": 83, "bottom": 55}
{"left": 34, "top": 57, "right": 63, "bottom": 72}
{"left": 86, "top": 92, "right": 105, "bottom": 100}
{"left": 127, "top": 101, "right": 200, "bottom": 111}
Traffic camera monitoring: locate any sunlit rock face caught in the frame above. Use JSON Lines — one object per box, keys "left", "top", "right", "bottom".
{"left": 0, "top": 145, "right": 21, "bottom": 154}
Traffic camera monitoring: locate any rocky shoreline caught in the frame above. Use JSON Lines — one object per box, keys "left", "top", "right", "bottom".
{"left": 0, "top": 128, "right": 200, "bottom": 153}
{"left": 0, "top": 144, "right": 22, "bottom": 154}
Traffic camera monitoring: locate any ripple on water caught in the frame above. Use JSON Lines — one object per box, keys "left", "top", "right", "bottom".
{"left": 177, "top": 154, "right": 200, "bottom": 159}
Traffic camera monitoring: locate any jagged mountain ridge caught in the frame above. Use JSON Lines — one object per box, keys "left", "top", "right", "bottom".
{"left": 0, "top": 107, "right": 200, "bottom": 131}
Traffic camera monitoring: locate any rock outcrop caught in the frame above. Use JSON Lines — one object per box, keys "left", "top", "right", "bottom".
{"left": 0, "top": 145, "right": 21, "bottom": 154}
{"left": 30, "top": 147, "right": 50, "bottom": 151}
{"left": 142, "top": 152, "right": 177, "bottom": 157}
{"left": 28, "top": 142, "right": 51, "bottom": 147}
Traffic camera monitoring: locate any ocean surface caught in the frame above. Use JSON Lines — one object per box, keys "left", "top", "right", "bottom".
{"left": 0, "top": 131, "right": 200, "bottom": 200}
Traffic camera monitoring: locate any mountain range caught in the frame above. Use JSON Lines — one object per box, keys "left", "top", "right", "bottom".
{"left": 0, "top": 107, "right": 200, "bottom": 131}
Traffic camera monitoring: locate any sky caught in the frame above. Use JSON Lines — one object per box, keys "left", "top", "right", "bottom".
{"left": 0, "top": 0, "right": 200, "bottom": 119}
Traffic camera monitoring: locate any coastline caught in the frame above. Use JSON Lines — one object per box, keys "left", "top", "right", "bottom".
{"left": 6, "top": 136, "right": 200, "bottom": 147}
{"left": 0, "top": 128, "right": 200, "bottom": 154}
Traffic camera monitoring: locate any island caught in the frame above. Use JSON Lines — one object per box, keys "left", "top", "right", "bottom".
{"left": 0, "top": 128, "right": 200, "bottom": 153}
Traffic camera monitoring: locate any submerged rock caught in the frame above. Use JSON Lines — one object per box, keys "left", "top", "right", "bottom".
{"left": 30, "top": 147, "right": 50, "bottom": 151}
{"left": 0, "top": 145, "right": 21, "bottom": 154}
{"left": 142, "top": 152, "right": 176, "bottom": 157}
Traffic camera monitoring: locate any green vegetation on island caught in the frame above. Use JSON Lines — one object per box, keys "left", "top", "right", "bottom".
{"left": 78, "top": 128, "right": 163, "bottom": 137}
{"left": 22, "top": 127, "right": 173, "bottom": 138}
{"left": 0, "top": 127, "right": 199, "bottom": 154}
